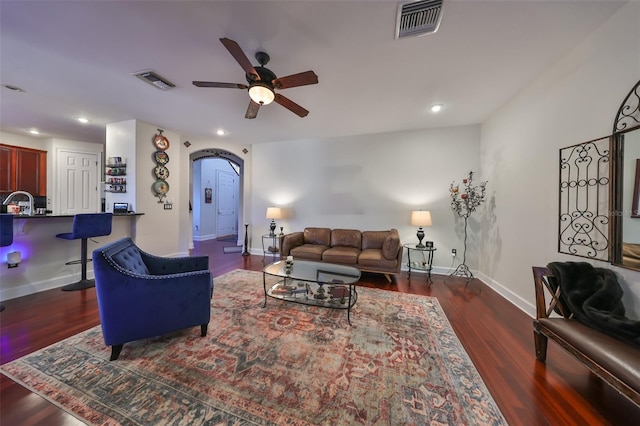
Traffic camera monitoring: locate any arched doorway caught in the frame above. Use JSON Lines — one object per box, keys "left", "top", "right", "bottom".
{"left": 190, "top": 149, "right": 244, "bottom": 244}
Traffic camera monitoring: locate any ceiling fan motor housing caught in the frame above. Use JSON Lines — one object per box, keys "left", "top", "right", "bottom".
{"left": 247, "top": 66, "right": 277, "bottom": 86}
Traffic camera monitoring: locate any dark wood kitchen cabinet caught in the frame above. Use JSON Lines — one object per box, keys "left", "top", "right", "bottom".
{"left": 0, "top": 144, "right": 47, "bottom": 196}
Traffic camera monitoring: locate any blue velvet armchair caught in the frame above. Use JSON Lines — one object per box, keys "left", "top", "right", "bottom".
{"left": 92, "top": 237, "right": 213, "bottom": 360}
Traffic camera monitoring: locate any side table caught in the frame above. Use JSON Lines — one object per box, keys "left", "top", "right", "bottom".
{"left": 404, "top": 243, "right": 436, "bottom": 283}
{"left": 262, "top": 234, "right": 281, "bottom": 261}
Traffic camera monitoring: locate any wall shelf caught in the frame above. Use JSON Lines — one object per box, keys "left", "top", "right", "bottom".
{"left": 106, "top": 161, "right": 127, "bottom": 192}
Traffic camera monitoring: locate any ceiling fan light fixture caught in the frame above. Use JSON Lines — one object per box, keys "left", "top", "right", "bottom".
{"left": 249, "top": 83, "right": 275, "bottom": 105}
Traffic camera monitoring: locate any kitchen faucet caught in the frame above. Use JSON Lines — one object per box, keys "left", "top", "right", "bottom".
{"left": 2, "top": 191, "right": 35, "bottom": 216}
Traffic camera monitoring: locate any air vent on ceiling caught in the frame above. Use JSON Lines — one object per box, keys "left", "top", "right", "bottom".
{"left": 132, "top": 69, "right": 175, "bottom": 90}
{"left": 395, "top": 0, "right": 444, "bottom": 39}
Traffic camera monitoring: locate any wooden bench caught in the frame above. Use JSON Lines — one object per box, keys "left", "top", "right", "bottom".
{"left": 532, "top": 266, "right": 640, "bottom": 406}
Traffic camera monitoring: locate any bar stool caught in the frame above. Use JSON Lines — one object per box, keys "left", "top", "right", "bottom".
{"left": 1, "top": 214, "right": 14, "bottom": 311}
{"left": 56, "top": 213, "right": 113, "bottom": 291}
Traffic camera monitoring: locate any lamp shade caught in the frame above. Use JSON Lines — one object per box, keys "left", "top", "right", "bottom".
{"left": 249, "top": 83, "right": 275, "bottom": 105}
{"left": 266, "top": 207, "right": 282, "bottom": 220}
{"left": 411, "top": 210, "right": 432, "bottom": 227}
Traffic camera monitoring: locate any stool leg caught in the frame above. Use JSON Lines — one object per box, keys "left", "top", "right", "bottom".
{"left": 61, "top": 238, "right": 95, "bottom": 291}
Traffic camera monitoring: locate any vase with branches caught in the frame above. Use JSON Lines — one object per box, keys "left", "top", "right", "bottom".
{"left": 450, "top": 171, "right": 488, "bottom": 278}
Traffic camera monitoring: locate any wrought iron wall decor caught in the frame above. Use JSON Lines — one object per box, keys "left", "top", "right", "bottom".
{"left": 613, "top": 80, "right": 640, "bottom": 132}
{"left": 611, "top": 79, "right": 640, "bottom": 271}
{"left": 558, "top": 136, "right": 610, "bottom": 260}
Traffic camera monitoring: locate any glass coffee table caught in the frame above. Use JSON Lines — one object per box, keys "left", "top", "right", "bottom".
{"left": 263, "top": 260, "right": 361, "bottom": 325}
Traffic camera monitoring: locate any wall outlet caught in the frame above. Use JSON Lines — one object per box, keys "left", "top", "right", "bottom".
{"left": 451, "top": 249, "right": 457, "bottom": 256}
{"left": 163, "top": 203, "right": 172, "bottom": 210}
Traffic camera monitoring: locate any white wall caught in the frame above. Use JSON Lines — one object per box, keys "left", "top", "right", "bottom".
{"left": 132, "top": 121, "right": 187, "bottom": 256}
{"left": 480, "top": 1, "right": 640, "bottom": 317}
{"left": 105, "top": 120, "right": 137, "bottom": 212}
{"left": 250, "top": 125, "right": 481, "bottom": 270}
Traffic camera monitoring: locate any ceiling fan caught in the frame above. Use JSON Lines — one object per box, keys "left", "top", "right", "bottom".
{"left": 193, "top": 38, "right": 319, "bottom": 119}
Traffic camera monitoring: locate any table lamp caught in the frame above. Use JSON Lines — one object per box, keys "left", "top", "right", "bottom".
{"left": 266, "top": 207, "right": 282, "bottom": 237}
{"left": 411, "top": 210, "right": 432, "bottom": 248}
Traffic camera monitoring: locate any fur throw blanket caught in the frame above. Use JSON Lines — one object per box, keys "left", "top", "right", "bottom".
{"left": 547, "top": 261, "right": 640, "bottom": 346}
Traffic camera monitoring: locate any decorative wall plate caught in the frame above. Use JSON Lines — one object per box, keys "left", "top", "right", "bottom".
{"left": 153, "top": 150, "right": 169, "bottom": 164}
{"left": 153, "top": 134, "right": 170, "bottom": 151}
{"left": 153, "top": 179, "right": 169, "bottom": 195}
{"left": 153, "top": 165, "right": 170, "bottom": 180}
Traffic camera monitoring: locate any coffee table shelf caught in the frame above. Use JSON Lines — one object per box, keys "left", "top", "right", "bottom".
{"left": 263, "top": 260, "right": 361, "bottom": 324}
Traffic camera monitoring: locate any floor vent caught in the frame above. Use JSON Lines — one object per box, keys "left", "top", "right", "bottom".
{"left": 395, "top": 0, "right": 444, "bottom": 39}
{"left": 132, "top": 69, "right": 175, "bottom": 90}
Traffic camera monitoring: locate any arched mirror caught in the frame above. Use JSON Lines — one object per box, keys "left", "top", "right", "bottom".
{"left": 611, "top": 80, "right": 640, "bottom": 271}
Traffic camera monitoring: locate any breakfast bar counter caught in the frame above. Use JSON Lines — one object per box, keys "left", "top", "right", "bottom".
{"left": 0, "top": 213, "right": 144, "bottom": 301}
{"left": 9, "top": 212, "right": 144, "bottom": 219}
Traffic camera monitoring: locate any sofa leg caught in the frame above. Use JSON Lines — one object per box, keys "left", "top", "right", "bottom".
{"left": 110, "top": 344, "right": 123, "bottom": 361}
{"left": 384, "top": 274, "right": 392, "bottom": 283}
{"left": 201, "top": 324, "right": 208, "bottom": 337}
{"left": 534, "top": 330, "right": 548, "bottom": 362}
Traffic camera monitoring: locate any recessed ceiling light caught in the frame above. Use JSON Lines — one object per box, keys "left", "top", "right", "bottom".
{"left": 76, "top": 117, "right": 90, "bottom": 124}
{"left": 215, "top": 129, "right": 227, "bottom": 136}
{"left": 430, "top": 104, "right": 443, "bottom": 113}
{"left": 29, "top": 129, "right": 40, "bottom": 135}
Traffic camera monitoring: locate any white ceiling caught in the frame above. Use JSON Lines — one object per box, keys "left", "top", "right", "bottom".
{"left": 0, "top": 0, "right": 626, "bottom": 146}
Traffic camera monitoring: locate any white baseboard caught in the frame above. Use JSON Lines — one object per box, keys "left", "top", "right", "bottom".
{"left": 475, "top": 271, "right": 536, "bottom": 318}
{"left": 399, "top": 264, "right": 536, "bottom": 319}
{"left": 0, "top": 271, "right": 95, "bottom": 302}
{"left": 192, "top": 233, "right": 217, "bottom": 242}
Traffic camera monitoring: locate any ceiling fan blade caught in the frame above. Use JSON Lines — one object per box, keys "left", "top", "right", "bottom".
{"left": 219, "top": 38, "right": 260, "bottom": 81}
{"left": 273, "top": 71, "right": 318, "bottom": 90}
{"left": 245, "top": 100, "right": 260, "bottom": 119}
{"left": 193, "top": 81, "right": 248, "bottom": 89}
{"left": 274, "top": 94, "right": 309, "bottom": 117}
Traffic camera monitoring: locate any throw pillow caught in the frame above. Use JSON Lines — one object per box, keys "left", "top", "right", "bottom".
{"left": 382, "top": 234, "right": 400, "bottom": 260}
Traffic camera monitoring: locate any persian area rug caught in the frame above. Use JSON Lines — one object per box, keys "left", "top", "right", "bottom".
{"left": 1, "top": 269, "right": 507, "bottom": 425}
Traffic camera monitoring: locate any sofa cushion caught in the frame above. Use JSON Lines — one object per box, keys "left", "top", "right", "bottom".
{"left": 362, "top": 231, "right": 388, "bottom": 250}
{"left": 331, "top": 229, "right": 362, "bottom": 249}
{"left": 322, "top": 246, "right": 360, "bottom": 265}
{"left": 359, "top": 249, "right": 398, "bottom": 271}
{"left": 290, "top": 244, "right": 329, "bottom": 261}
{"left": 110, "top": 246, "right": 150, "bottom": 275}
{"left": 304, "top": 228, "right": 331, "bottom": 246}
{"left": 382, "top": 232, "right": 401, "bottom": 260}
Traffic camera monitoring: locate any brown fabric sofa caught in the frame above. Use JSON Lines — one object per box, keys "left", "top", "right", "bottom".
{"left": 280, "top": 227, "right": 402, "bottom": 281}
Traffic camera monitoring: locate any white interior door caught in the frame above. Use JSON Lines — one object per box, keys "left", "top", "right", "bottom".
{"left": 57, "top": 149, "right": 99, "bottom": 214}
{"left": 217, "top": 170, "right": 237, "bottom": 237}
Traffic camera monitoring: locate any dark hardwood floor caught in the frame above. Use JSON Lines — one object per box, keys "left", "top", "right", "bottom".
{"left": 1, "top": 238, "right": 639, "bottom": 425}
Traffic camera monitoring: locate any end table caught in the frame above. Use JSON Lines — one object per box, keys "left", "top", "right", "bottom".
{"left": 262, "top": 234, "right": 280, "bottom": 261}
{"left": 404, "top": 243, "right": 436, "bottom": 283}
